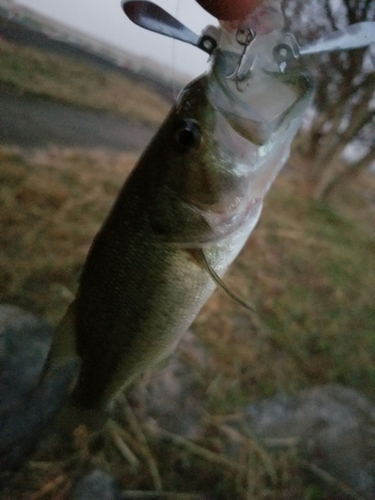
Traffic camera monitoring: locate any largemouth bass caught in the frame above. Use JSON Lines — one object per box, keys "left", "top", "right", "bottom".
{"left": 42, "top": 1, "right": 314, "bottom": 429}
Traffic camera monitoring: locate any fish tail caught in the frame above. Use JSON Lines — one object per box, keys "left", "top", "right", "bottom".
{"left": 39, "top": 301, "right": 100, "bottom": 433}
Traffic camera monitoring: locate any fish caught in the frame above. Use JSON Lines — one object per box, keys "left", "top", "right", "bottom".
{"left": 41, "top": 4, "right": 314, "bottom": 430}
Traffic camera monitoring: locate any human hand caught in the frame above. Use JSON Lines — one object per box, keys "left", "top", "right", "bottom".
{"left": 195, "top": 0, "right": 263, "bottom": 20}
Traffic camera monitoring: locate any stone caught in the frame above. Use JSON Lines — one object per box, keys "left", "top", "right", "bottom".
{"left": 243, "top": 384, "right": 375, "bottom": 497}
{"left": 0, "top": 304, "right": 53, "bottom": 411}
{"left": 131, "top": 330, "right": 212, "bottom": 438}
{"left": 136, "top": 346, "right": 375, "bottom": 498}
{"left": 0, "top": 304, "right": 77, "bottom": 485}
{"left": 70, "top": 469, "right": 124, "bottom": 500}
{"left": 2, "top": 303, "right": 374, "bottom": 498}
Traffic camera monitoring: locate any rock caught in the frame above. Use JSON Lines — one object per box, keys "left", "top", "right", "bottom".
{"left": 0, "top": 304, "right": 53, "bottom": 410}
{"left": 131, "top": 330, "right": 213, "bottom": 438}
{"left": 136, "top": 345, "right": 375, "bottom": 498}
{"left": 243, "top": 385, "right": 375, "bottom": 498}
{"left": 2, "top": 304, "right": 374, "bottom": 498}
{"left": 70, "top": 469, "right": 124, "bottom": 500}
{"left": 0, "top": 304, "right": 78, "bottom": 484}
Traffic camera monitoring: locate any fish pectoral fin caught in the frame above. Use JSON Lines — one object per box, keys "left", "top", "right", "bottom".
{"left": 193, "top": 249, "right": 255, "bottom": 312}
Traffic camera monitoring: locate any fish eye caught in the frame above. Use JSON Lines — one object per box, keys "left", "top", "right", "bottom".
{"left": 174, "top": 119, "right": 201, "bottom": 151}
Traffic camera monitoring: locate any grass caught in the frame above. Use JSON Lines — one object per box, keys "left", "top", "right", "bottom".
{"left": 195, "top": 170, "right": 375, "bottom": 399}
{"left": 0, "top": 146, "right": 137, "bottom": 321}
{"left": 0, "top": 144, "right": 374, "bottom": 499}
{"left": 0, "top": 38, "right": 170, "bottom": 124}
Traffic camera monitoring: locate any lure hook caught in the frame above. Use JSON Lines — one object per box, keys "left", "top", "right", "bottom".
{"left": 226, "top": 28, "right": 256, "bottom": 92}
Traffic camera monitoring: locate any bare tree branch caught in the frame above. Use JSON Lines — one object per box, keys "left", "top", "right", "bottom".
{"left": 285, "top": 0, "right": 375, "bottom": 198}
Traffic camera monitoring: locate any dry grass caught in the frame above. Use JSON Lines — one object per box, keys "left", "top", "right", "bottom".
{"left": 0, "top": 145, "right": 137, "bottom": 321}
{"left": 195, "top": 168, "right": 375, "bottom": 404}
{"left": 0, "top": 38, "right": 170, "bottom": 124}
{"left": 1, "top": 145, "right": 374, "bottom": 499}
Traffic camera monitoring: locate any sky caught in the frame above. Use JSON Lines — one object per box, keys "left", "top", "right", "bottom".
{"left": 16, "top": 0, "right": 218, "bottom": 78}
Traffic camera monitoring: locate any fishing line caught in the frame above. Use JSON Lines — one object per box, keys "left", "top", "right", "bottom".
{"left": 171, "top": 0, "right": 181, "bottom": 101}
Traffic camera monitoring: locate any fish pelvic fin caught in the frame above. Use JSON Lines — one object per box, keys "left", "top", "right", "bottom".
{"left": 193, "top": 249, "right": 255, "bottom": 312}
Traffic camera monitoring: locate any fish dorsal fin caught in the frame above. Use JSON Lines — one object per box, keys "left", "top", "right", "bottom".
{"left": 199, "top": 249, "right": 255, "bottom": 312}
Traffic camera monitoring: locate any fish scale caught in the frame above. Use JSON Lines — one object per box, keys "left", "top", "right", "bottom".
{"left": 42, "top": 3, "right": 315, "bottom": 430}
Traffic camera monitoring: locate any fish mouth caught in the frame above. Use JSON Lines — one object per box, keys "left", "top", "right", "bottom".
{"left": 208, "top": 44, "right": 307, "bottom": 146}
{"left": 210, "top": 70, "right": 300, "bottom": 146}
{"left": 209, "top": 57, "right": 272, "bottom": 146}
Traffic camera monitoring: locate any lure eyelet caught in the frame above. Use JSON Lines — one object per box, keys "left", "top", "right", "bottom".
{"left": 174, "top": 119, "right": 201, "bottom": 152}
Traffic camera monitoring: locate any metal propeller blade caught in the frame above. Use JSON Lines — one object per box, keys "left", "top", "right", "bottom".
{"left": 122, "top": 0, "right": 216, "bottom": 53}
{"left": 300, "top": 21, "right": 375, "bottom": 56}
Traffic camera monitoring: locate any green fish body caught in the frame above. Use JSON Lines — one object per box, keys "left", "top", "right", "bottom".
{"left": 43, "top": 26, "right": 314, "bottom": 428}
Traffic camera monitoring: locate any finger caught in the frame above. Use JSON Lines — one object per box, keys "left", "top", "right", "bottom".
{"left": 195, "top": 0, "right": 263, "bottom": 21}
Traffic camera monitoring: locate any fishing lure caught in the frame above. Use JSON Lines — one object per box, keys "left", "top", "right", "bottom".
{"left": 39, "top": 1, "right": 375, "bottom": 432}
